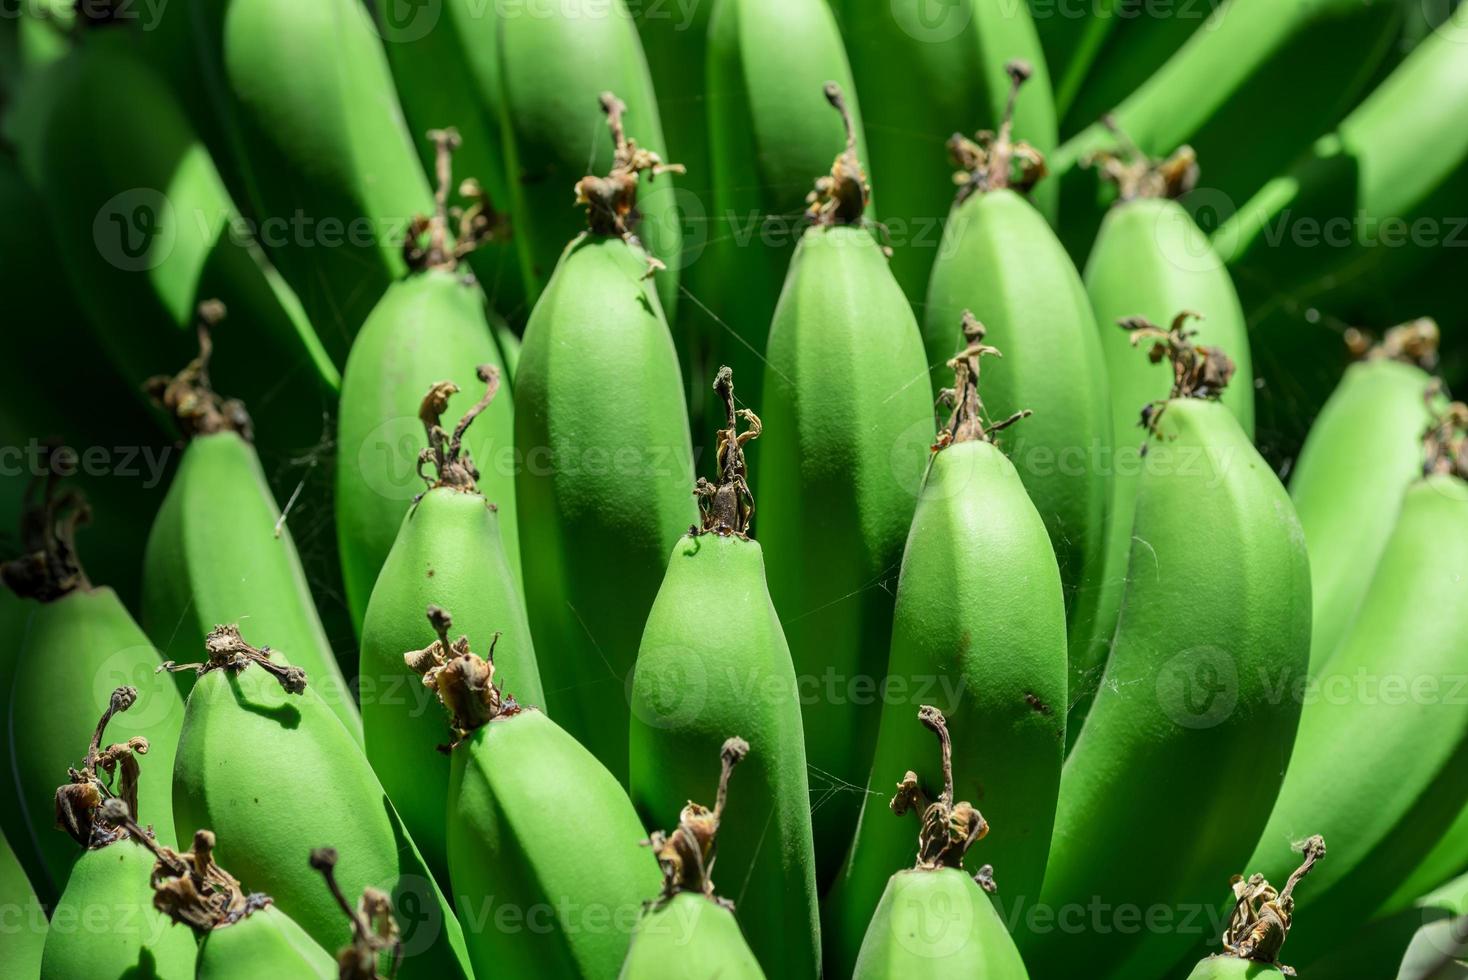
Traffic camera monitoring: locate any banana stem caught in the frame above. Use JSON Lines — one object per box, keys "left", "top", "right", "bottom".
{"left": 893, "top": 706, "right": 992, "bottom": 883}
{"left": 648, "top": 737, "right": 750, "bottom": 907}
{"left": 144, "top": 301, "right": 254, "bottom": 441}
{"left": 0, "top": 471, "right": 93, "bottom": 601}
{"left": 1120, "top": 311, "right": 1236, "bottom": 435}
{"left": 1424, "top": 400, "right": 1468, "bottom": 480}
{"left": 404, "top": 604, "right": 514, "bottom": 747}
{"left": 1345, "top": 317, "right": 1441, "bottom": 369}
{"left": 310, "top": 847, "right": 403, "bottom": 980}
{"left": 415, "top": 366, "right": 500, "bottom": 494}
{"left": 694, "top": 367, "right": 761, "bottom": 537}
{"left": 158, "top": 623, "right": 308, "bottom": 695}
{"left": 403, "top": 129, "right": 503, "bottom": 274}
{"left": 949, "top": 61, "right": 1046, "bottom": 204}
{"left": 1085, "top": 115, "right": 1199, "bottom": 202}
{"left": 54, "top": 686, "right": 148, "bottom": 850}
{"left": 805, "top": 83, "right": 869, "bottom": 227}
{"left": 935, "top": 311, "right": 1030, "bottom": 448}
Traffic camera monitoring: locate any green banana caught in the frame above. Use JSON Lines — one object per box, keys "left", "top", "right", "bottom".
{"left": 0, "top": 583, "right": 38, "bottom": 896}
{"left": 374, "top": 0, "right": 526, "bottom": 319}
{"left": 704, "top": 0, "right": 868, "bottom": 415}
{"left": 0, "top": 829, "right": 46, "bottom": 979}
{"left": 3, "top": 497, "right": 184, "bottom": 895}
{"left": 832, "top": 0, "right": 1057, "bottom": 304}
{"left": 1384, "top": 802, "right": 1468, "bottom": 922}
{"left": 1026, "top": 0, "right": 1121, "bottom": 120}
{"left": 141, "top": 307, "right": 359, "bottom": 739}
{"left": 1236, "top": 433, "right": 1468, "bottom": 967}
{"left": 31, "top": 24, "right": 339, "bottom": 457}
{"left": 629, "top": 369, "right": 818, "bottom": 979}
{"left": 337, "top": 133, "right": 519, "bottom": 634}
{"left": 825, "top": 320, "right": 1067, "bottom": 976}
{"left": 1286, "top": 323, "right": 1441, "bottom": 673}
{"left": 1055, "top": 0, "right": 1405, "bottom": 260}
{"left": 514, "top": 95, "right": 696, "bottom": 783}
{"left": 633, "top": 0, "right": 714, "bottom": 200}
{"left": 167, "top": 625, "right": 473, "bottom": 980}
{"left": 924, "top": 66, "right": 1114, "bottom": 705}
{"left": 620, "top": 738, "right": 765, "bottom": 980}
{"left": 1078, "top": 164, "right": 1254, "bottom": 739}
{"left": 1062, "top": 5, "right": 1211, "bottom": 137}
{"left": 181, "top": 0, "right": 435, "bottom": 354}
{"left": 755, "top": 86, "right": 933, "bottom": 886}
{"left": 404, "top": 610, "right": 659, "bottom": 978}
{"left": 1026, "top": 335, "right": 1311, "bottom": 978}
{"left": 1184, "top": 837, "right": 1328, "bottom": 980}
{"left": 359, "top": 374, "right": 542, "bottom": 884}
{"left": 497, "top": 0, "right": 683, "bottom": 320}
{"left": 850, "top": 707, "right": 1029, "bottom": 978}
{"left": 40, "top": 687, "right": 197, "bottom": 980}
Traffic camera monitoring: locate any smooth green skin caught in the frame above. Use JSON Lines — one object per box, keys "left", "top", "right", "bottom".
{"left": 619, "top": 892, "right": 766, "bottom": 980}
{"left": 172, "top": 666, "right": 473, "bottom": 980}
{"left": 0, "top": 828, "right": 46, "bottom": 980}
{"left": 1028, "top": 399, "right": 1311, "bottom": 978}
{"left": 374, "top": 0, "right": 526, "bottom": 320}
{"left": 633, "top": 0, "right": 714, "bottom": 202}
{"left": 8, "top": 589, "right": 184, "bottom": 893}
{"left": 1186, "top": 956, "right": 1284, "bottom": 979}
{"left": 925, "top": 188, "right": 1114, "bottom": 703}
{"left": 1301, "top": 870, "right": 1468, "bottom": 980}
{"left": 189, "top": 0, "right": 433, "bottom": 356}
{"left": 336, "top": 269, "right": 520, "bottom": 634}
{"left": 497, "top": 0, "right": 682, "bottom": 321}
{"left": 40, "top": 841, "right": 197, "bottom": 980}
{"left": 514, "top": 234, "right": 696, "bottom": 784}
{"left": 1061, "top": 9, "right": 1210, "bottom": 138}
{"left": 1055, "top": 0, "right": 1403, "bottom": 260}
{"left": 1237, "top": 477, "right": 1468, "bottom": 967}
{"left": 359, "top": 486, "right": 543, "bottom": 884}
{"left": 1077, "top": 196, "right": 1253, "bottom": 743}
{"left": 1027, "top": 0, "right": 1120, "bottom": 119}
{"left": 756, "top": 224, "right": 933, "bottom": 885}
{"left": 447, "top": 709, "right": 659, "bottom": 979}
{"left": 825, "top": 441, "right": 1066, "bottom": 977}
{"left": 33, "top": 31, "right": 338, "bottom": 456}
{"left": 1216, "top": 5, "right": 1468, "bottom": 321}
{"left": 831, "top": 0, "right": 1057, "bottom": 305}
{"left": 1287, "top": 359, "right": 1437, "bottom": 673}
{"left": 142, "top": 431, "right": 359, "bottom": 740}
{"left": 629, "top": 533, "right": 819, "bottom": 979}
{"left": 0, "top": 589, "right": 43, "bottom": 900}
{"left": 703, "top": 0, "right": 868, "bottom": 417}
{"left": 196, "top": 905, "right": 334, "bottom": 979}
{"left": 852, "top": 869, "right": 1029, "bottom": 978}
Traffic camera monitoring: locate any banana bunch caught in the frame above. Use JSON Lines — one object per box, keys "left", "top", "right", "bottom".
{"left": 6, "top": 2, "right": 1468, "bottom": 979}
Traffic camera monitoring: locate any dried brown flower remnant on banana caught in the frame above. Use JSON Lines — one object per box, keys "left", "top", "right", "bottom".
{"left": 159, "top": 623, "right": 308, "bottom": 696}
{"left": 933, "top": 311, "right": 1030, "bottom": 450}
{"left": 806, "top": 83, "right": 870, "bottom": 227}
{"left": 415, "top": 365, "right": 500, "bottom": 496}
{"left": 1084, "top": 116, "right": 1199, "bottom": 203}
{"left": 891, "top": 706, "right": 995, "bottom": 893}
{"left": 403, "top": 127, "right": 504, "bottom": 273}
{"left": 694, "top": 367, "right": 761, "bottom": 538}
{"left": 575, "top": 91, "right": 685, "bottom": 277}
{"left": 1120, "top": 311, "right": 1236, "bottom": 435}
{"left": 1343, "top": 317, "right": 1441, "bottom": 370}
{"left": 311, "top": 847, "right": 403, "bottom": 980}
{"left": 0, "top": 470, "right": 91, "bottom": 601}
{"left": 145, "top": 301, "right": 253, "bottom": 441}
{"left": 1212, "top": 835, "right": 1326, "bottom": 976}
{"left": 950, "top": 61, "right": 1047, "bottom": 205}
{"left": 1424, "top": 400, "right": 1468, "bottom": 481}
{"left": 645, "top": 736, "right": 750, "bottom": 909}
{"left": 404, "top": 604, "right": 518, "bottom": 749}
{"left": 54, "top": 686, "right": 149, "bottom": 850}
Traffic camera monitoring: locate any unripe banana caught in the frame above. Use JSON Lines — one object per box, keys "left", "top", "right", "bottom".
{"left": 629, "top": 369, "right": 818, "bottom": 979}
{"left": 141, "top": 309, "right": 359, "bottom": 739}
{"left": 1238, "top": 440, "right": 1468, "bottom": 967}
{"left": 704, "top": 0, "right": 868, "bottom": 414}
{"left": 1027, "top": 334, "right": 1310, "bottom": 978}
{"left": 832, "top": 0, "right": 1057, "bottom": 304}
{"left": 0, "top": 828, "right": 45, "bottom": 980}
{"left": 924, "top": 67, "right": 1113, "bottom": 704}
{"left": 360, "top": 374, "right": 542, "bottom": 885}
{"left": 825, "top": 321, "right": 1066, "bottom": 976}
{"left": 4, "top": 494, "right": 184, "bottom": 894}
{"left": 1062, "top": 12, "right": 1210, "bottom": 138}
{"left": 497, "top": 0, "right": 682, "bottom": 320}
{"left": 1287, "top": 324, "right": 1441, "bottom": 673}
{"left": 403, "top": 612, "right": 659, "bottom": 978}
{"left": 0, "top": 587, "right": 39, "bottom": 891}
{"left": 1056, "top": 0, "right": 1404, "bottom": 259}
{"left": 850, "top": 708, "right": 1028, "bottom": 978}
{"left": 620, "top": 737, "right": 765, "bottom": 980}
{"left": 633, "top": 0, "right": 714, "bottom": 201}
{"left": 40, "top": 687, "right": 197, "bottom": 980}
{"left": 1078, "top": 178, "right": 1253, "bottom": 740}
{"left": 184, "top": 0, "right": 435, "bottom": 351}
{"left": 337, "top": 133, "right": 519, "bottom": 634}
{"left": 1183, "top": 836, "right": 1328, "bottom": 980}
{"left": 168, "top": 625, "right": 473, "bottom": 980}
{"left": 1385, "top": 803, "right": 1468, "bottom": 919}
{"left": 755, "top": 86, "right": 932, "bottom": 885}
{"left": 514, "top": 95, "right": 696, "bottom": 783}
{"left": 31, "top": 28, "right": 338, "bottom": 456}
